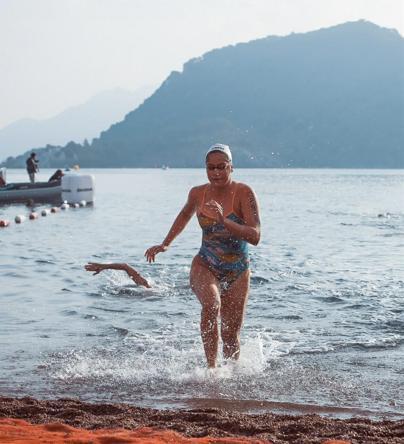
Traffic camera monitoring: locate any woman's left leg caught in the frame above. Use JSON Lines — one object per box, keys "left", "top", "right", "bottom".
{"left": 220, "top": 270, "right": 250, "bottom": 360}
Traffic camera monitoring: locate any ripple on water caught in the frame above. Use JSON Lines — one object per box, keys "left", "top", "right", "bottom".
{"left": 313, "top": 295, "right": 345, "bottom": 304}
{"left": 345, "top": 304, "right": 367, "bottom": 310}
{"left": 379, "top": 319, "right": 404, "bottom": 333}
{"left": 285, "top": 284, "right": 310, "bottom": 292}
{"left": 250, "top": 276, "right": 270, "bottom": 285}
{"left": 109, "top": 326, "right": 130, "bottom": 337}
{"left": 86, "top": 291, "right": 103, "bottom": 298}
{"left": 92, "top": 306, "right": 127, "bottom": 313}
{"left": 275, "top": 315, "right": 303, "bottom": 321}
{"left": 83, "top": 314, "right": 99, "bottom": 320}
{"left": 61, "top": 310, "right": 78, "bottom": 317}
{"left": 381, "top": 232, "right": 404, "bottom": 238}
{"left": 4, "top": 272, "right": 28, "bottom": 279}
{"left": 333, "top": 336, "right": 403, "bottom": 351}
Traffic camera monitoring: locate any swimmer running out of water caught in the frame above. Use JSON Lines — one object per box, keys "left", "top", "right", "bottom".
{"left": 145, "top": 144, "right": 261, "bottom": 368}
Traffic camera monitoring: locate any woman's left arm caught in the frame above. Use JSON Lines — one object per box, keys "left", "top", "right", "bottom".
{"left": 208, "top": 185, "right": 261, "bottom": 245}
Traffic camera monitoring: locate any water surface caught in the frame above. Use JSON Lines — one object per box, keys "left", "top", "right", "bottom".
{"left": 1, "top": 168, "right": 403, "bottom": 418}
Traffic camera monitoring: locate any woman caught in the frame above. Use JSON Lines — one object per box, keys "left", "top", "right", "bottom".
{"left": 145, "top": 143, "right": 261, "bottom": 368}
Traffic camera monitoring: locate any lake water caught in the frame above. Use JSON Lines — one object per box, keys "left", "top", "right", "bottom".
{"left": 0, "top": 168, "right": 403, "bottom": 419}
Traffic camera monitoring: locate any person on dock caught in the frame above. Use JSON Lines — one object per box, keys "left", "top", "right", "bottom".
{"left": 26, "top": 153, "right": 39, "bottom": 183}
{"left": 85, "top": 262, "right": 151, "bottom": 288}
{"left": 145, "top": 143, "right": 261, "bottom": 368}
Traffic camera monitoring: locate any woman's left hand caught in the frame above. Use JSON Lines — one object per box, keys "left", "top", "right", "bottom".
{"left": 204, "top": 200, "right": 225, "bottom": 223}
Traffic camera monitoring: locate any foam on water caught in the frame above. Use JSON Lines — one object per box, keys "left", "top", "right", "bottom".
{"left": 42, "top": 329, "right": 403, "bottom": 416}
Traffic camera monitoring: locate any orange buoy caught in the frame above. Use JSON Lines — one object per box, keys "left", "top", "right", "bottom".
{"left": 0, "top": 219, "right": 10, "bottom": 227}
{"left": 29, "top": 212, "right": 39, "bottom": 220}
{"left": 50, "top": 207, "right": 59, "bottom": 213}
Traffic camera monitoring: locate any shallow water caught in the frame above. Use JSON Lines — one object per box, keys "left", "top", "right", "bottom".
{"left": 1, "top": 168, "right": 403, "bottom": 418}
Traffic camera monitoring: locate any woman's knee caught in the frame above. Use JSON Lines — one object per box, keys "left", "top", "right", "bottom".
{"left": 201, "top": 297, "right": 220, "bottom": 318}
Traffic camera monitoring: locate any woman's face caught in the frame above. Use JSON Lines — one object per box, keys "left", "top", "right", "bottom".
{"left": 206, "top": 151, "right": 232, "bottom": 187}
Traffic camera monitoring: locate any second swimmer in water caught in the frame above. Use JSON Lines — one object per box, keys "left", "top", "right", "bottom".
{"left": 145, "top": 143, "right": 261, "bottom": 368}
{"left": 85, "top": 262, "right": 151, "bottom": 288}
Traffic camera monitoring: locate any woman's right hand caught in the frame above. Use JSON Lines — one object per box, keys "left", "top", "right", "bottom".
{"left": 144, "top": 244, "right": 168, "bottom": 263}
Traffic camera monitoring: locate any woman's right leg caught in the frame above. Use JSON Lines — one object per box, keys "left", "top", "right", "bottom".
{"left": 190, "top": 256, "right": 221, "bottom": 368}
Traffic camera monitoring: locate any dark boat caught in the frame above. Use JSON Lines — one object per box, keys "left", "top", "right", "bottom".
{"left": 0, "top": 180, "right": 62, "bottom": 204}
{"left": 0, "top": 168, "right": 95, "bottom": 205}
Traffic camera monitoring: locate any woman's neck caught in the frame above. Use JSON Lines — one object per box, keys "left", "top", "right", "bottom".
{"left": 209, "top": 179, "right": 233, "bottom": 194}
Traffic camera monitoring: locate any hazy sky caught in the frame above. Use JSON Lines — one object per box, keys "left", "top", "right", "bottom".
{"left": 0, "top": 0, "right": 403, "bottom": 128}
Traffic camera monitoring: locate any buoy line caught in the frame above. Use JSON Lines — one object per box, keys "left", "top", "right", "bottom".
{"left": 0, "top": 200, "right": 87, "bottom": 228}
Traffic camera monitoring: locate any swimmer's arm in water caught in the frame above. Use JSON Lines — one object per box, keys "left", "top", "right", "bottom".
{"left": 85, "top": 262, "right": 151, "bottom": 288}
{"left": 145, "top": 187, "right": 198, "bottom": 263}
{"left": 205, "top": 184, "right": 261, "bottom": 245}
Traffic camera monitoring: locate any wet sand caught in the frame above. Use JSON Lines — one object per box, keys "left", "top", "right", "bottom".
{"left": 0, "top": 396, "right": 403, "bottom": 443}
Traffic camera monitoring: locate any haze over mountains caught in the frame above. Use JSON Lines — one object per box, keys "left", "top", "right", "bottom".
{"left": 0, "top": 86, "right": 155, "bottom": 160}
{"left": 3, "top": 20, "right": 403, "bottom": 168}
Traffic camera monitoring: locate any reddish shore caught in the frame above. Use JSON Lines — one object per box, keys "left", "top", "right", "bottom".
{"left": 0, "top": 396, "right": 403, "bottom": 443}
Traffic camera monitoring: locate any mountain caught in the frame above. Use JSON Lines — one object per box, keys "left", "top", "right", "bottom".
{"left": 0, "top": 86, "right": 155, "bottom": 161}
{"left": 3, "top": 21, "right": 404, "bottom": 168}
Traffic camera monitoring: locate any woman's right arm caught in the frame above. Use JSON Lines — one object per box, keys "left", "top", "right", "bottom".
{"left": 145, "top": 187, "right": 198, "bottom": 263}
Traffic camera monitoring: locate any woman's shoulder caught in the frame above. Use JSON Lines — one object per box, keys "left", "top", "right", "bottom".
{"left": 188, "top": 184, "right": 208, "bottom": 199}
{"left": 190, "top": 183, "right": 208, "bottom": 193}
{"left": 234, "top": 181, "right": 255, "bottom": 195}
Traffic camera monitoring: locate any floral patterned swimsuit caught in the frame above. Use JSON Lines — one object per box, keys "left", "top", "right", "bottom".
{"left": 197, "top": 184, "right": 249, "bottom": 288}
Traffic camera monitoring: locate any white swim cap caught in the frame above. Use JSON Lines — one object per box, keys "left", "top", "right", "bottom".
{"left": 205, "top": 143, "right": 232, "bottom": 163}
